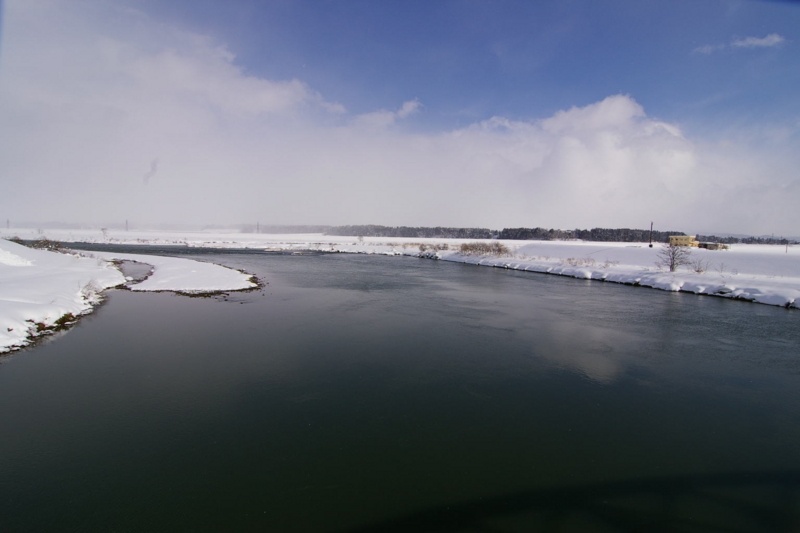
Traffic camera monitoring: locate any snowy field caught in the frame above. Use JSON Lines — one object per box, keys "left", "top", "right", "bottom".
{"left": 0, "top": 238, "right": 257, "bottom": 353}
{"left": 2, "top": 227, "right": 799, "bottom": 327}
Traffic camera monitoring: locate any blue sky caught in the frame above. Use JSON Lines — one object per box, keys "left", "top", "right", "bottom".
{"left": 1, "top": 0, "right": 798, "bottom": 234}
{"left": 129, "top": 0, "right": 800, "bottom": 132}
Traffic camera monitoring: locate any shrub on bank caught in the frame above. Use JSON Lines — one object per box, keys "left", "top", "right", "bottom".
{"left": 418, "top": 243, "right": 450, "bottom": 252}
{"left": 27, "top": 238, "right": 65, "bottom": 252}
{"left": 4, "top": 236, "right": 64, "bottom": 252}
{"left": 458, "top": 241, "right": 511, "bottom": 257}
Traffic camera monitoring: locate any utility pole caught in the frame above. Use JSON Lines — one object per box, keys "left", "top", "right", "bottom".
{"left": 125, "top": 219, "right": 129, "bottom": 232}
{"left": 649, "top": 221, "right": 653, "bottom": 248}
{"left": 256, "top": 221, "right": 259, "bottom": 233}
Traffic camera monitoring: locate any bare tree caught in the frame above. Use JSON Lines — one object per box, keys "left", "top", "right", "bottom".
{"left": 656, "top": 243, "right": 692, "bottom": 272}
{"left": 689, "top": 258, "right": 709, "bottom": 274}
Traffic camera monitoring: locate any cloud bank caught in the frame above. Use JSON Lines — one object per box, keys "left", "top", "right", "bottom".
{"left": 0, "top": 1, "right": 797, "bottom": 235}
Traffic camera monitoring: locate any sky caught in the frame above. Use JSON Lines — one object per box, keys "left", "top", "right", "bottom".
{"left": 0, "top": 0, "right": 798, "bottom": 235}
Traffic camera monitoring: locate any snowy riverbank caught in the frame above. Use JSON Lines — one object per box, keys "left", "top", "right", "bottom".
{"left": 433, "top": 244, "right": 800, "bottom": 309}
{"left": 2, "top": 228, "right": 799, "bottom": 310}
{"left": 89, "top": 251, "right": 257, "bottom": 293}
{"left": 0, "top": 238, "right": 258, "bottom": 353}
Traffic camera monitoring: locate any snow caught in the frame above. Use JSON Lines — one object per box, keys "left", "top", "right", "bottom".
{"left": 0, "top": 238, "right": 257, "bottom": 353}
{"left": 0, "top": 239, "right": 125, "bottom": 353}
{"left": 429, "top": 241, "right": 800, "bottom": 309}
{"left": 2, "top": 228, "right": 799, "bottom": 313}
{"left": 0, "top": 247, "right": 34, "bottom": 266}
{"left": 89, "top": 251, "right": 256, "bottom": 293}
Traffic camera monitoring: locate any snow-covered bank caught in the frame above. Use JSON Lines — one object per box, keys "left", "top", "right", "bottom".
{"left": 0, "top": 240, "right": 125, "bottom": 353}
{"left": 411, "top": 240, "right": 800, "bottom": 309}
{"left": 1, "top": 239, "right": 259, "bottom": 354}
{"left": 430, "top": 248, "right": 800, "bottom": 309}
{"left": 3, "top": 228, "right": 798, "bottom": 310}
{"left": 90, "top": 251, "right": 257, "bottom": 293}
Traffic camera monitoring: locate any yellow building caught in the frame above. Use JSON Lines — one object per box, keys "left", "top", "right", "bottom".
{"left": 669, "top": 235, "right": 700, "bottom": 247}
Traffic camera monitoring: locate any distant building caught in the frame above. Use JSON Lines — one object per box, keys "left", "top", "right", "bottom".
{"left": 698, "top": 242, "right": 729, "bottom": 250}
{"left": 669, "top": 235, "right": 700, "bottom": 247}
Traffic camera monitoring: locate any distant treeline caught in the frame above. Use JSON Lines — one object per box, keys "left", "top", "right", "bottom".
{"left": 324, "top": 225, "right": 684, "bottom": 243}
{"left": 235, "top": 223, "right": 797, "bottom": 244}
{"left": 697, "top": 234, "right": 797, "bottom": 245}
{"left": 324, "top": 225, "right": 495, "bottom": 239}
{"left": 498, "top": 227, "right": 684, "bottom": 242}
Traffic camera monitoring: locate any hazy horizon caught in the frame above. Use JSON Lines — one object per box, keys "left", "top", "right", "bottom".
{"left": 4, "top": 220, "right": 797, "bottom": 241}
{"left": 1, "top": 0, "right": 798, "bottom": 235}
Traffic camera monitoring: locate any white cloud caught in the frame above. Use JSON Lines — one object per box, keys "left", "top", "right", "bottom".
{"left": 0, "top": 1, "right": 797, "bottom": 236}
{"left": 692, "top": 43, "right": 725, "bottom": 55}
{"left": 731, "top": 33, "right": 785, "bottom": 48}
{"left": 0, "top": 0, "right": 344, "bottom": 119}
{"left": 541, "top": 94, "right": 646, "bottom": 133}
{"left": 354, "top": 99, "right": 422, "bottom": 128}
{"left": 396, "top": 99, "right": 422, "bottom": 119}
{"left": 693, "top": 33, "right": 786, "bottom": 54}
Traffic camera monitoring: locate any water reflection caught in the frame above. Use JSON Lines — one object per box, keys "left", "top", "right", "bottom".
{"left": 526, "top": 320, "right": 633, "bottom": 384}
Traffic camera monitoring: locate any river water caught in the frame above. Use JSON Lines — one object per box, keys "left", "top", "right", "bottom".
{"left": 1, "top": 250, "right": 799, "bottom": 532}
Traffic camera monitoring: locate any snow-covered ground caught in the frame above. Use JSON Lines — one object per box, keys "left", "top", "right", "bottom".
{"left": 0, "top": 239, "right": 125, "bottom": 353}
{"left": 0, "top": 238, "right": 258, "bottom": 353}
{"left": 89, "top": 251, "right": 256, "bottom": 293}
{"left": 443, "top": 241, "right": 800, "bottom": 309}
{"left": 2, "top": 228, "right": 799, "bottom": 310}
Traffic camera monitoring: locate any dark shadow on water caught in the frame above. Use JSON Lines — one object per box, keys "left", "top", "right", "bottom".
{"left": 338, "top": 470, "right": 800, "bottom": 533}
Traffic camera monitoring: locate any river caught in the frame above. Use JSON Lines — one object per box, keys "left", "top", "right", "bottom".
{"left": 1, "top": 250, "right": 799, "bottom": 532}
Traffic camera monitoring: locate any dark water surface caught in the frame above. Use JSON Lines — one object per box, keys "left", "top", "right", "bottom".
{"left": 1, "top": 251, "right": 799, "bottom": 532}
